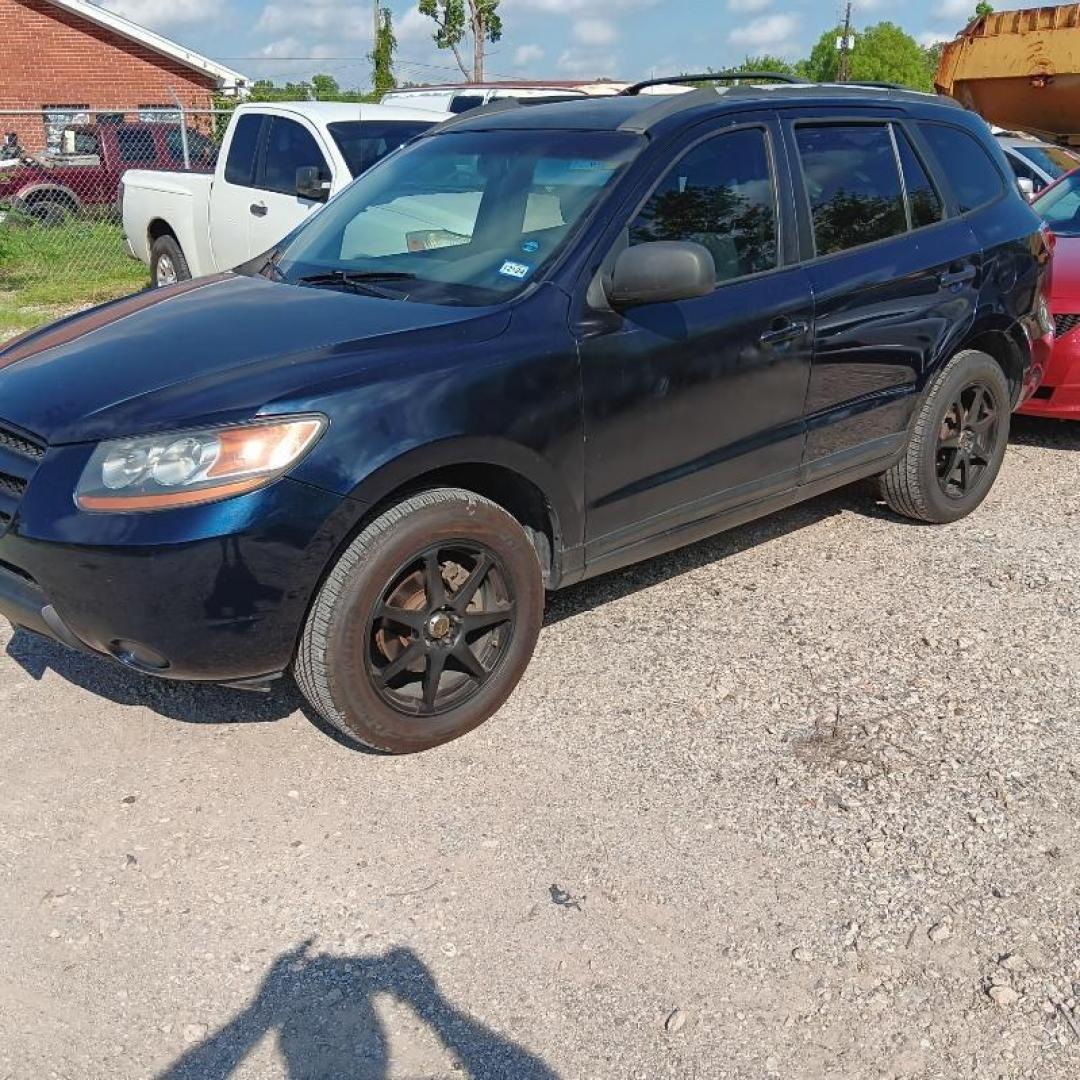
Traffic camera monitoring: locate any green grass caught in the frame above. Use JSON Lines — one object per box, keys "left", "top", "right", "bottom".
{"left": 0, "top": 217, "right": 148, "bottom": 338}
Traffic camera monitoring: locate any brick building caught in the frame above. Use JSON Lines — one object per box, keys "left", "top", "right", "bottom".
{"left": 0, "top": 0, "right": 247, "bottom": 151}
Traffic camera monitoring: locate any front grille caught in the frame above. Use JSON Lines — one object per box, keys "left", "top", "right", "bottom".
{"left": 1054, "top": 313, "right": 1080, "bottom": 338}
{"left": 0, "top": 421, "right": 46, "bottom": 535}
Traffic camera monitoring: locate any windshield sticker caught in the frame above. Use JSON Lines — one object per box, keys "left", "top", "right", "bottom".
{"left": 499, "top": 260, "right": 532, "bottom": 280}
{"left": 521, "top": 239, "right": 540, "bottom": 254}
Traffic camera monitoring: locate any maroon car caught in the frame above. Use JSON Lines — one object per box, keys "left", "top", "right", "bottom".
{"left": 0, "top": 121, "right": 216, "bottom": 224}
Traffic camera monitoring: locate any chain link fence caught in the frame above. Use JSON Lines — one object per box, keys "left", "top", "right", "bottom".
{"left": 0, "top": 108, "right": 232, "bottom": 326}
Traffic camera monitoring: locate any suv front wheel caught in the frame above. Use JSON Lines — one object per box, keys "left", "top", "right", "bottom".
{"left": 879, "top": 349, "right": 1011, "bottom": 524}
{"left": 295, "top": 488, "right": 545, "bottom": 753}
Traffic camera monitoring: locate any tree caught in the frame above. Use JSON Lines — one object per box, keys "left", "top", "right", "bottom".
{"left": 418, "top": 0, "right": 502, "bottom": 82}
{"left": 800, "top": 21, "right": 935, "bottom": 91}
{"left": 311, "top": 74, "right": 341, "bottom": 101}
{"left": 369, "top": 8, "right": 397, "bottom": 94}
{"left": 975, "top": 2, "right": 994, "bottom": 16}
{"left": 735, "top": 55, "right": 795, "bottom": 76}
{"left": 923, "top": 40, "right": 946, "bottom": 85}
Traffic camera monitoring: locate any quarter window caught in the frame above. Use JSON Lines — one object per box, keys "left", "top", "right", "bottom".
{"left": 920, "top": 123, "right": 1005, "bottom": 213}
{"left": 629, "top": 127, "right": 778, "bottom": 284}
{"left": 260, "top": 117, "right": 330, "bottom": 197}
{"left": 224, "top": 114, "right": 263, "bottom": 187}
{"left": 796, "top": 124, "right": 906, "bottom": 255}
{"left": 894, "top": 128, "right": 943, "bottom": 228}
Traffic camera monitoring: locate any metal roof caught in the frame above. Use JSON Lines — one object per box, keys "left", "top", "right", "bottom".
{"left": 42, "top": 0, "right": 248, "bottom": 90}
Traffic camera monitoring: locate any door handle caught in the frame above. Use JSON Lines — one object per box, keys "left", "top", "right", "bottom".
{"left": 939, "top": 265, "right": 976, "bottom": 287}
{"left": 250, "top": 202, "right": 268, "bottom": 218}
{"left": 759, "top": 319, "right": 808, "bottom": 347}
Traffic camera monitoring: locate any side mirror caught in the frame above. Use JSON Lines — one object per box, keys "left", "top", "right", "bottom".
{"left": 607, "top": 241, "right": 715, "bottom": 309}
{"left": 296, "top": 165, "right": 330, "bottom": 202}
{"left": 1017, "top": 176, "right": 1036, "bottom": 200}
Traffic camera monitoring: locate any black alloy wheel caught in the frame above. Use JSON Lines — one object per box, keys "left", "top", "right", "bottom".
{"left": 935, "top": 381, "right": 1001, "bottom": 499}
{"left": 367, "top": 542, "right": 516, "bottom": 716}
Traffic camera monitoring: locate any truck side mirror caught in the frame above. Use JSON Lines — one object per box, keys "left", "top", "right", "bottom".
{"left": 296, "top": 166, "right": 330, "bottom": 203}
{"left": 607, "top": 241, "right": 716, "bottom": 309}
{"left": 1017, "top": 176, "right": 1035, "bottom": 201}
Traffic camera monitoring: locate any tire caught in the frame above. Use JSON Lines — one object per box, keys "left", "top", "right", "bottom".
{"left": 295, "top": 488, "right": 545, "bottom": 754}
{"left": 150, "top": 234, "right": 191, "bottom": 287}
{"left": 25, "top": 198, "right": 72, "bottom": 226}
{"left": 879, "top": 349, "right": 1011, "bottom": 524}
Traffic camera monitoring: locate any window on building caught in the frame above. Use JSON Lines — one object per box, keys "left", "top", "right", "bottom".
{"left": 42, "top": 104, "right": 89, "bottom": 153}
{"left": 796, "top": 124, "right": 907, "bottom": 255}
{"left": 628, "top": 126, "right": 778, "bottom": 284}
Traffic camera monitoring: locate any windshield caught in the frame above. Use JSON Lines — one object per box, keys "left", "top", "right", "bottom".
{"left": 273, "top": 128, "right": 643, "bottom": 305}
{"left": 1033, "top": 169, "right": 1080, "bottom": 237}
{"left": 328, "top": 120, "right": 433, "bottom": 177}
{"left": 1015, "top": 144, "right": 1080, "bottom": 179}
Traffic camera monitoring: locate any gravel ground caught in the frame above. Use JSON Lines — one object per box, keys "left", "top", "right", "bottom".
{"left": 1, "top": 416, "right": 1078, "bottom": 1080}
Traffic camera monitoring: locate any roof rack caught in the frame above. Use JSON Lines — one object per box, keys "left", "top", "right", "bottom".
{"left": 620, "top": 72, "right": 803, "bottom": 95}
{"left": 422, "top": 96, "right": 523, "bottom": 135}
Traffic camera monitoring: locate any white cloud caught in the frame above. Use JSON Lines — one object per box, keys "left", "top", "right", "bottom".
{"left": 727, "top": 0, "right": 772, "bottom": 11}
{"left": 556, "top": 48, "right": 618, "bottom": 77}
{"left": 507, "top": 0, "right": 658, "bottom": 11}
{"left": 932, "top": 0, "right": 980, "bottom": 18}
{"left": 728, "top": 13, "right": 799, "bottom": 52}
{"left": 573, "top": 17, "right": 617, "bottom": 46}
{"left": 255, "top": 0, "right": 372, "bottom": 42}
{"left": 395, "top": 5, "right": 436, "bottom": 44}
{"left": 916, "top": 30, "right": 949, "bottom": 47}
{"left": 97, "top": 0, "right": 214, "bottom": 27}
{"left": 514, "top": 44, "right": 546, "bottom": 65}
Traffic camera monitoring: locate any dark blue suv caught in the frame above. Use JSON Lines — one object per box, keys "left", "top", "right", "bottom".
{"left": 0, "top": 80, "right": 1053, "bottom": 752}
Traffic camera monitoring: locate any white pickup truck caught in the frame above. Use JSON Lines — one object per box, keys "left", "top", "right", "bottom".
{"left": 122, "top": 101, "right": 448, "bottom": 286}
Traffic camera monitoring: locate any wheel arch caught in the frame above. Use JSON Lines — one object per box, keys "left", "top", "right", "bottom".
{"left": 147, "top": 217, "right": 180, "bottom": 245}
{"left": 956, "top": 319, "right": 1029, "bottom": 406}
{"left": 344, "top": 438, "right": 581, "bottom": 589}
{"left": 12, "top": 183, "right": 81, "bottom": 213}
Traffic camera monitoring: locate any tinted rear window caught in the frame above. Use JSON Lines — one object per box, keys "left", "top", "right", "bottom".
{"left": 920, "top": 123, "right": 1004, "bottom": 213}
{"left": 1014, "top": 143, "right": 1080, "bottom": 179}
{"left": 225, "top": 114, "right": 262, "bottom": 187}
{"left": 895, "top": 128, "right": 943, "bottom": 228}
{"left": 328, "top": 120, "right": 433, "bottom": 177}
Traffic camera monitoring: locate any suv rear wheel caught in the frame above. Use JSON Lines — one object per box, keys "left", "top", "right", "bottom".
{"left": 879, "top": 349, "right": 1010, "bottom": 523}
{"left": 295, "top": 488, "right": 545, "bottom": 753}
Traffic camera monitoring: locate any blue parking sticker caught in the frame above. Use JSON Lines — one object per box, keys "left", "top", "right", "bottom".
{"left": 521, "top": 239, "right": 540, "bottom": 254}
{"left": 499, "top": 260, "right": 532, "bottom": 280}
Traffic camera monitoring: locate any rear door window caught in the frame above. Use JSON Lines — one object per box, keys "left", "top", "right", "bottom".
{"left": 327, "top": 120, "right": 433, "bottom": 177}
{"left": 795, "top": 124, "right": 907, "bottom": 255}
{"left": 629, "top": 126, "right": 778, "bottom": 284}
{"left": 224, "top": 114, "right": 263, "bottom": 187}
{"left": 894, "top": 128, "right": 944, "bottom": 228}
{"left": 259, "top": 116, "right": 330, "bottom": 196}
{"left": 919, "top": 123, "right": 1005, "bottom": 213}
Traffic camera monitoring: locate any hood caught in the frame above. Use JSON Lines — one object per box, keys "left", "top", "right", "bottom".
{"left": 0, "top": 274, "right": 508, "bottom": 444}
{"left": 1050, "top": 234, "right": 1080, "bottom": 311}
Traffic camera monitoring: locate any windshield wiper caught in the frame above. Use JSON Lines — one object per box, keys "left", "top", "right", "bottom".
{"left": 297, "top": 269, "right": 417, "bottom": 300}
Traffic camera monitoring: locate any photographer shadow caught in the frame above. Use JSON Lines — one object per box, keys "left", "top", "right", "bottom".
{"left": 160, "top": 941, "right": 559, "bottom": 1080}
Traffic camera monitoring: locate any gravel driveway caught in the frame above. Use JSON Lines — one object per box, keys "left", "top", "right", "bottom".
{"left": 1, "top": 416, "right": 1078, "bottom": 1080}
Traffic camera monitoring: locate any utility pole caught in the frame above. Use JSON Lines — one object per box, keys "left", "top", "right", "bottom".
{"left": 373, "top": 0, "right": 380, "bottom": 57}
{"left": 837, "top": 1, "right": 854, "bottom": 83}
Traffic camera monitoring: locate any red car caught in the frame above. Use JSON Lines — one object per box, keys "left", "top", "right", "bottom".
{"left": 1026, "top": 167, "right": 1080, "bottom": 419}
{"left": 0, "top": 121, "right": 215, "bottom": 224}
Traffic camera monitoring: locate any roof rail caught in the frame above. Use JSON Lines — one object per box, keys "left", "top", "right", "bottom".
{"left": 422, "top": 96, "right": 523, "bottom": 134}
{"left": 620, "top": 72, "right": 803, "bottom": 95}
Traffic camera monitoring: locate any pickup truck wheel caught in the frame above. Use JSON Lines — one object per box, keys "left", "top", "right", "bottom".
{"left": 295, "top": 488, "right": 545, "bottom": 754}
{"left": 150, "top": 235, "right": 191, "bottom": 287}
{"left": 25, "top": 198, "right": 71, "bottom": 226}
{"left": 879, "top": 349, "right": 1010, "bottom": 524}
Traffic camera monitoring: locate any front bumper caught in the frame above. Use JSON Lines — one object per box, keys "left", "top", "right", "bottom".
{"left": 1018, "top": 324, "right": 1080, "bottom": 419}
{"left": 0, "top": 458, "right": 360, "bottom": 684}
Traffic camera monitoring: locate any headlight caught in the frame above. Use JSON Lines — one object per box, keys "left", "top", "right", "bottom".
{"left": 75, "top": 415, "right": 326, "bottom": 512}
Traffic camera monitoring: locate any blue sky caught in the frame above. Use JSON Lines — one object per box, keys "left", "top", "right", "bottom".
{"left": 95, "top": 0, "right": 1050, "bottom": 88}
